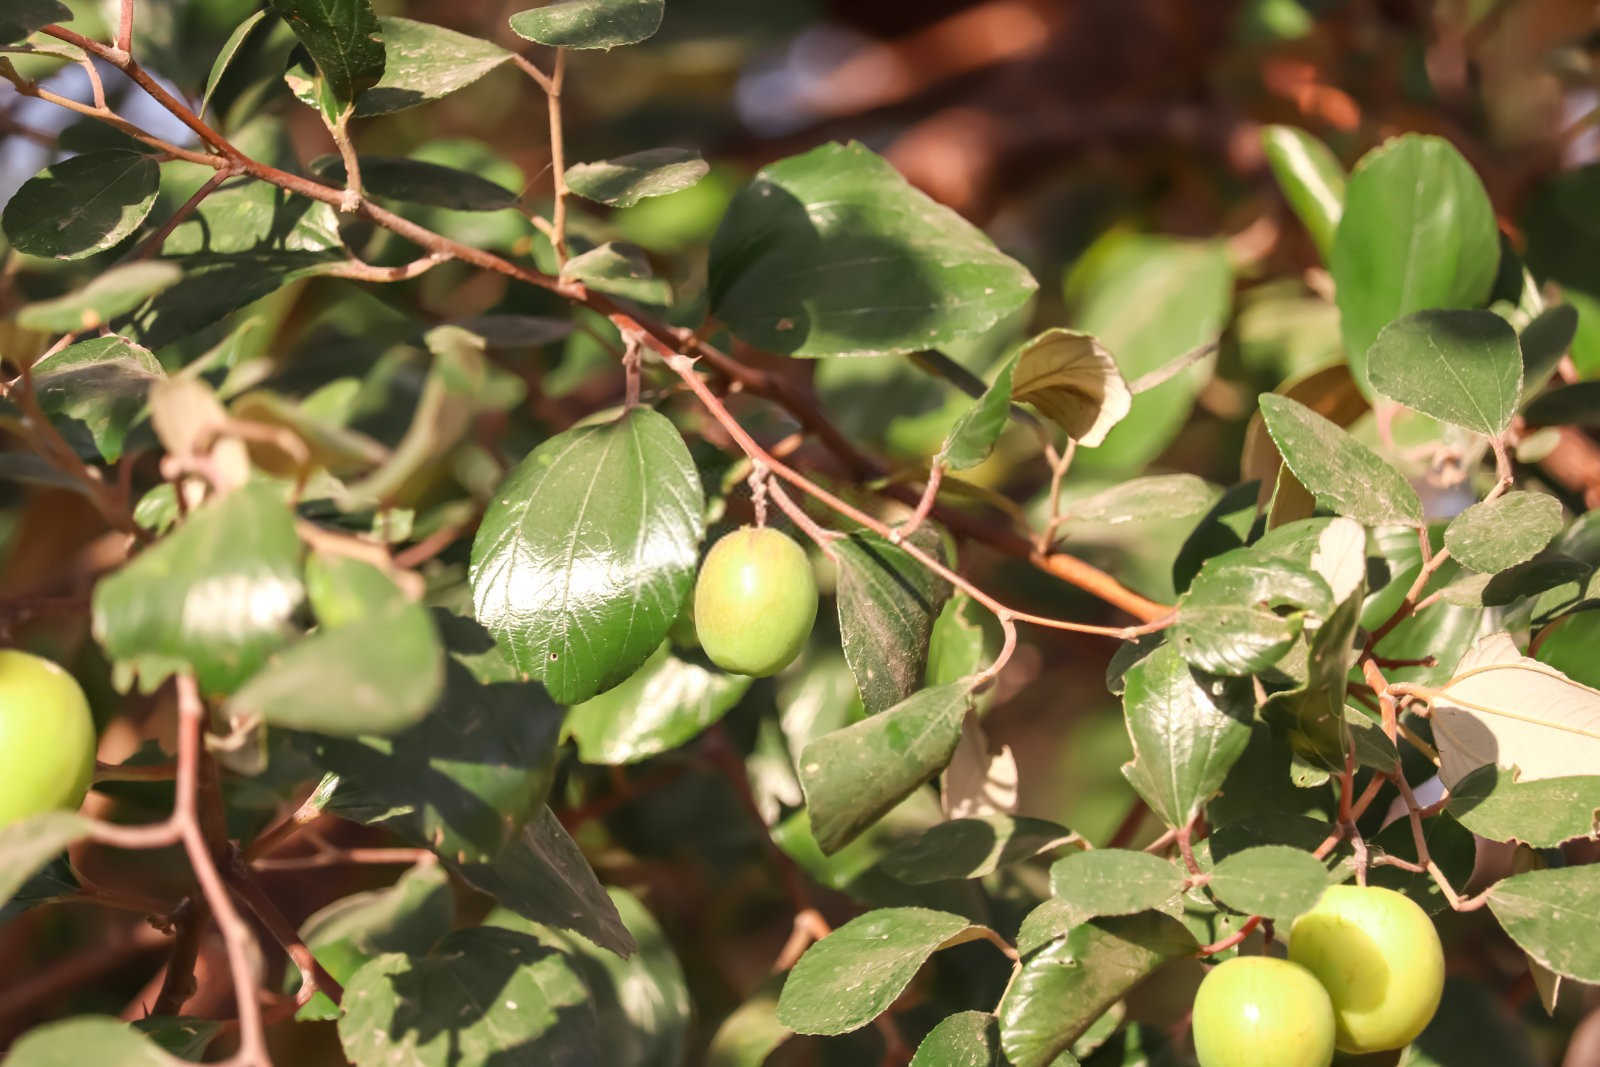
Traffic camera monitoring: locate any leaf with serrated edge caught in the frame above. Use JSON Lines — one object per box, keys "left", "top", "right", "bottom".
{"left": 266, "top": 0, "right": 384, "bottom": 106}
{"left": 834, "top": 529, "right": 952, "bottom": 714}
{"left": 1258, "top": 393, "right": 1423, "bottom": 526}
{"left": 1049, "top": 849, "right": 1185, "bottom": 919}
{"left": 566, "top": 148, "right": 708, "bottom": 207}
{"left": 1487, "top": 867, "right": 1600, "bottom": 983}
{"left": 1368, "top": 309, "right": 1523, "bottom": 436}
{"left": 1008, "top": 329, "right": 1132, "bottom": 446}
{"left": 1444, "top": 492, "right": 1564, "bottom": 574}
{"left": 509, "top": 0, "right": 663, "bottom": 50}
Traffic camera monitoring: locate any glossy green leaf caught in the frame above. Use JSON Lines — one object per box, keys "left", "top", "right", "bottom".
{"left": 0, "top": 812, "right": 93, "bottom": 909}
{"left": 339, "top": 927, "right": 601, "bottom": 1067}
{"left": 1015, "top": 898, "right": 1084, "bottom": 957}
{"left": 1008, "top": 329, "right": 1131, "bottom": 447}
{"left": 200, "top": 9, "right": 269, "bottom": 118}
{"left": 938, "top": 357, "right": 1014, "bottom": 470}
{"left": 1257, "top": 393, "right": 1423, "bottom": 526}
{"left": 2, "top": 1017, "right": 182, "bottom": 1067}
{"left": 0, "top": 0, "right": 70, "bottom": 46}
{"left": 709, "top": 141, "right": 1036, "bottom": 357}
{"left": 998, "top": 913, "right": 1196, "bottom": 1067}
{"left": 17, "top": 262, "right": 180, "bottom": 332}
{"left": 93, "top": 482, "right": 303, "bottom": 696}
{"left": 31, "top": 335, "right": 164, "bottom": 462}
{"left": 565, "top": 642, "right": 753, "bottom": 764}
{"left": 1261, "top": 125, "right": 1345, "bottom": 260}
{"left": 470, "top": 408, "right": 704, "bottom": 705}
{"left": 777, "top": 908, "right": 983, "bottom": 1035}
{"left": 1206, "top": 845, "right": 1329, "bottom": 923}
{"left": 835, "top": 529, "right": 952, "bottom": 714}
{"left": 879, "top": 815, "right": 1075, "bottom": 884}
{"left": 1368, "top": 310, "right": 1522, "bottom": 435}
{"left": 1049, "top": 850, "right": 1185, "bottom": 918}
{"left": 1447, "top": 765, "right": 1600, "bottom": 847}
{"left": 1524, "top": 381, "right": 1600, "bottom": 429}
{"left": 295, "top": 863, "right": 454, "bottom": 1020}
{"left": 560, "top": 241, "right": 670, "bottom": 305}
{"left": 356, "top": 16, "right": 511, "bottom": 116}
{"left": 566, "top": 148, "right": 708, "bottom": 208}
{"left": 267, "top": 0, "right": 384, "bottom": 106}
{"left": 1487, "top": 866, "right": 1600, "bottom": 982}
{"left": 3, "top": 151, "right": 160, "bottom": 260}
{"left": 1174, "top": 550, "right": 1332, "bottom": 675}
{"left": 1120, "top": 643, "right": 1252, "bottom": 829}
{"left": 1444, "top": 492, "right": 1563, "bottom": 574}
{"left": 910, "top": 1011, "right": 1002, "bottom": 1066}
{"left": 1330, "top": 134, "right": 1499, "bottom": 387}
{"left": 510, "top": 0, "right": 663, "bottom": 49}
{"left": 799, "top": 681, "right": 974, "bottom": 854}
{"left": 312, "top": 155, "right": 518, "bottom": 211}
{"left": 926, "top": 593, "right": 1002, "bottom": 688}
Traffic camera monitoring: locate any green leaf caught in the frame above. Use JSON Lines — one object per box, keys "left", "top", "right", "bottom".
{"left": 1524, "top": 380, "right": 1600, "bottom": 429}
{"left": 356, "top": 16, "right": 511, "bottom": 116}
{"left": 560, "top": 241, "right": 670, "bottom": 305}
{"left": 31, "top": 335, "right": 164, "bottom": 462}
{"left": 566, "top": 148, "right": 709, "bottom": 208}
{"left": 835, "top": 529, "right": 952, "bottom": 713}
{"left": 997, "top": 913, "right": 1197, "bottom": 1067}
{"left": 1257, "top": 393, "right": 1423, "bottom": 526}
{"left": 17, "top": 262, "right": 181, "bottom": 333}
{"left": 93, "top": 482, "right": 304, "bottom": 696}
{"left": 926, "top": 593, "right": 1002, "bottom": 688}
{"left": 161, "top": 176, "right": 342, "bottom": 257}
{"left": 709, "top": 142, "right": 1036, "bottom": 358}
{"left": 777, "top": 907, "right": 984, "bottom": 1035}
{"left": 1059, "top": 475, "right": 1219, "bottom": 529}
{"left": 938, "top": 358, "right": 1014, "bottom": 470}
{"left": 1206, "top": 845, "right": 1329, "bottom": 923}
{"left": 1048, "top": 849, "right": 1185, "bottom": 918}
{"left": 911, "top": 1012, "right": 1002, "bottom": 1066}
{"left": 1120, "top": 643, "right": 1253, "bottom": 829}
{"left": 1520, "top": 304, "right": 1579, "bottom": 396}
{"left": 1174, "top": 550, "right": 1332, "bottom": 675}
{"left": 0, "top": 812, "right": 93, "bottom": 909}
{"left": 130, "top": 253, "right": 336, "bottom": 349}
{"left": 509, "top": 0, "right": 664, "bottom": 50}
{"left": 1443, "top": 492, "right": 1563, "bottom": 574}
{"left": 0, "top": 0, "right": 70, "bottom": 46}
{"left": 879, "top": 815, "right": 1075, "bottom": 884}
{"left": 201, "top": 9, "right": 269, "bottom": 119}
{"left": 295, "top": 862, "right": 454, "bottom": 1020}
{"left": 1330, "top": 133, "right": 1500, "bottom": 388}
{"left": 131, "top": 1018, "right": 221, "bottom": 1059}
{"left": 311, "top": 155, "right": 518, "bottom": 211}
{"left": 470, "top": 408, "right": 704, "bottom": 704}
{"left": 2, "top": 1017, "right": 182, "bottom": 1067}
{"left": 1408, "top": 977, "right": 1543, "bottom": 1067}
{"left": 1536, "top": 610, "right": 1600, "bottom": 690}
{"left": 1368, "top": 310, "right": 1522, "bottom": 436}
{"left": 267, "top": 0, "right": 384, "bottom": 106}
{"left": 706, "top": 977, "right": 790, "bottom": 1067}
{"left": 1262, "top": 587, "right": 1364, "bottom": 771}
{"left": 1447, "top": 766, "right": 1600, "bottom": 847}
{"left": 3, "top": 151, "right": 160, "bottom": 260}
{"left": 1487, "top": 866, "right": 1600, "bottom": 983}
{"left": 1261, "top": 125, "right": 1344, "bottom": 261}
{"left": 1015, "top": 898, "right": 1084, "bottom": 957}
{"left": 448, "top": 808, "right": 637, "bottom": 957}
{"left": 1007, "top": 329, "right": 1131, "bottom": 447}
{"left": 565, "top": 642, "right": 753, "bottom": 764}
{"left": 338, "top": 927, "right": 600, "bottom": 1067}
{"left": 799, "top": 681, "right": 974, "bottom": 854}
{"left": 297, "top": 611, "right": 563, "bottom": 863}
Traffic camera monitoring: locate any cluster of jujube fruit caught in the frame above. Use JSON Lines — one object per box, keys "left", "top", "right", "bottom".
{"left": 1192, "top": 885, "right": 1445, "bottom": 1066}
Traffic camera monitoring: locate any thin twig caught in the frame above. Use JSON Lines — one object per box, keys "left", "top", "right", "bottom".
{"left": 130, "top": 169, "right": 233, "bottom": 261}
{"left": 546, "top": 48, "right": 569, "bottom": 260}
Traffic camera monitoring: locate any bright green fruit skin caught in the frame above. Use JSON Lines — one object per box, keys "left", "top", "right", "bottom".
{"left": 693, "top": 526, "right": 818, "bottom": 677}
{"left": 1191, "top": 955, "right": 1336, "bottom": 1067}
{"left": 0, "top": 649, "right": 97, "bottom": 828}
{"left": 1288, "top": 884, "right": 1444, "bottom": 1053}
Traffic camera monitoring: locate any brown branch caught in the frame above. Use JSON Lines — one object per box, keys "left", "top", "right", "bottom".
{"left": 151, "top": 897, "right": 209, "bottom": 1016}
{"left": 130, "top": 170, "right": 234, "bottom": 261}
{"left": 227, "top": 862, "right": 345, "bottom": 1007}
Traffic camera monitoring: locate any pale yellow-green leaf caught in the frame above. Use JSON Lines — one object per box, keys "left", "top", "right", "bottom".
{"left": 1009, "top": 328, "right": 1131, "bottom": 447}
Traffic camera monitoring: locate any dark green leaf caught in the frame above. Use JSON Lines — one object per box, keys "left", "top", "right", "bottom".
{"left": 0, "top": 0, "right": 70, "bottom": 46}
{"left": 910, "top": 1011, "right": 1002, "bottom": 1067}
{"left": 1447, "top": 766, "right": 1600, "bottom": 847}
{"left": 32, "top": 335, "right": 164, "bottom": 462}
{"left": 470, "top": 408, "right": 704, "bottom": 705}
{"left": 1049, "top": 850, "right": 1185, "bottom": 918}
{"left": 1206, "top": 845, "right": 1329, "bottom": 923}
{"left": 1524, "top": 380, "right": 1600, "bottom": 429}
{"left": 1408, "top": 977, "right": 1542, "bottom": 1067}
{"left": 998, "top": 913, "right": 1196, "bottom": 1067}
{"left": 835, "top": 529, "right": 952, "bottom": 713}
{"left": 777, "top": 908, "right": 983, "bottom": 1035}
{"left": 201, "top": 9, "right": 270, "bottom": 119}
{"left": 312, "top": 155, "right": 518, "bottom": 211}
{"left": 2, "top": 1017, "right": 181, "bottom": 1067}
{"left": 1368, "top": 310, "right": 1522, "bottom": 436}
{"left": 1487, "top": 866, "right": 1600, "bottom": 982}
{"left": 3, "top": 151, "right": 160, "bottom": 260}
{"left": 0, "top": 812, "right": 93, "bottom": 909}
{"left": 1261, "top": 125, "right": 1344, "bottom": 260}
{"left": 17, "top": 262, "right": 181, "bottom": 332}
{"left": 1120, "top": 643, "right": 1253, "bottom": 829}
{"left": 93, "top": 481, "right": 304, "bottom": 696}
{"left": 1330, "top": 134, "right": 1499, "bottom": 387}
{"left": 565, "top": 642, "right": 753, "bottom": 764}
{"left": 509, "top": 0, "right": 664, "bottom": 50}
{"left": 938, "top": 357, "right": 1014, "bottom": 470}
{"left": 1262, "top": 587, "right": 1364, "bottom": 771}
{"left": 131, "top": 1018, "right": 221, "bottom": 1060}
{"left": 130, "top": 253, "right": 336, "bottom": 349}
{"left": 354, "top": 16, "right": 511, "bottom": 116}
{"left": 560, "top": 241, "right": 670, "bottom": 305}
{"left": 1015, "top": 898, "right": 1084, "bottom": 957}
{"left": 1257, "top": 393, "right": 1423, "bottom": 526}
{"left": 267, "top": 0, "right": 384, "bottom": 106}
{"left": 709, "top": 142, "right": 1036, "bottom": 358}
{"left": 879, "top": 815, "right": 1075, "bottom": 884}
{"left": 1444, "top": 492, "right": 1563, "bottom": 574}
{"left": 566, "top": 148, "right": 708, "bottom": 208}
{"left": 1520, "top": 305, "right": 1579, "bottom": 395}
{"left": 1175, "top": 550, "right": 1332, "bottom": 675}
{"left": 1536, "top": 610, "right": 1600, "bottom": 690}
{"left": 799, "top": 681, "right": 974, "bottom": 854}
